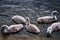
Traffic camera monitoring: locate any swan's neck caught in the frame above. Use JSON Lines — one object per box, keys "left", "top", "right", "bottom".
{"left": 26, "top": 20, "right": 30, "bottom": 26}
{"left": 53, "top": 15, "right": 57, "bottom": 20}
{"left": 51, "top": 11, "right": 57, "bottom": 20}
{"left": 26, "top": 18, "right": 30, "bottom": 26}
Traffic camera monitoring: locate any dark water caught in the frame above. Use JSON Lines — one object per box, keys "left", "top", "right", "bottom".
{"left": 0, "top": 0, "right": 60, "bottom": 40}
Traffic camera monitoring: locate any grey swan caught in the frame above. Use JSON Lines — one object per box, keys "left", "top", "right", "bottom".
{"left": 1, "top": 24, "right": 23, "bottom": 36}
{"left": 37, "top": 10, "right": 59, "bottom": 23}
{"left": 11, "top": 15, "right": 26, "bottom": 25}
{"left": 25, "top": 17, "right": 40, "bottom": 34}
{"left": 46, "top": 22, "right": 60, "bottom": 37}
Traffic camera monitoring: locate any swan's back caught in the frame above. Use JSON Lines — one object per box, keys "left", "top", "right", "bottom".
{"left": 37, "top": 16, "right": 56, "bottom": 23}
{"left": 12, "top": 15, "right": 26, "bottom": 24}
{"left": 26, "top": 24, "right": 40, "bottom": 33}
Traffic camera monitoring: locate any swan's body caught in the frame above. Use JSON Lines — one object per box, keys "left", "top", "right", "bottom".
{"left": 37, "top": 11, "right": 58, "bottom": 23}
{"left": 8, "top": 24, "right": 23, "bottom": 33}
{"left": 11, "top": 15, "right": 26, "bottom": 24}
{"left": 37, "top": 16, "right": 56, "bottom": 23}
{"left": 25, "top": 17, "right": 40, "bottom": 33}
{"left": 1, "top": 24, "right": 23, "bottom": 34}
{"left": 46, "top": 22, "right": 60, "bottom": 37}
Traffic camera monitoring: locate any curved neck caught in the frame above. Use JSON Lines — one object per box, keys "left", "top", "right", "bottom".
{"left": 51, "top": 11, "right": 58, "bottom": 20}
{"left": 51, "top": 11, "right": 58, "bottom": 16}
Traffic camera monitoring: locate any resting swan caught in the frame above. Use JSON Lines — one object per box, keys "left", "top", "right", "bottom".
{"left": 11, "top": 15, "right": 26, "bottom": 25}
{"left": 25, "top": 17, "right": 40, "bottom": 33}
{"left": 37, "top": 11, "right": 59, "bottom": 23}
{"left": 1, "top": 24, "right": 23, "bottom": 36}
{"left": 46, "top": 22, "right": 60, "bottom": 37}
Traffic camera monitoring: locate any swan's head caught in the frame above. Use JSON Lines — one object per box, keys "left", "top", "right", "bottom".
{"left": 26, "top": 17, "right": 30, "bottom": 25}
{"left": 1, "top": 25, "right": 8, "bottom": 33}
{"left": 26, "top": 17, "right": 30, "bottom": 21}
{"left": 46, "top": 27, "right": 52, "bottom": 37}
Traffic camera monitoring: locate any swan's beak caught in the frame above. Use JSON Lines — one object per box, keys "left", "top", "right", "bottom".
{"left": 46, "top": 32, "right": 51, "bottom": 37}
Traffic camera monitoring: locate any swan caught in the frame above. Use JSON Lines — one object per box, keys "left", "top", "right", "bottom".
{"left": 46, "top": 22, "right": 60, "bottom": 37}
{"left": 1, "top": 24, "right": 23, "bottom": 36}
{"left": 25, "top": 17, "right": 40, "bottom": 33}
{"left": 37, "top": 10, "right": 59, "bottom": 23}
{"left": 11, "top": 15, "right": 26, "bottom": 25}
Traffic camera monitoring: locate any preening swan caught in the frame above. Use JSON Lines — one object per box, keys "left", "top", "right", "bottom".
{"left": 37, "top": 10, "right": 59, "bottom": 23}
{"left": 1, "top": 24, "right": 23, "bottom": 36}
{"left": 25, "top": 17, "right": 40, "bottom": 33}
{"left": 46, "top": 22, "right": 60, "bottom": 37}
{"left": 11, "top": 15, "right": 26, "bottom": 25}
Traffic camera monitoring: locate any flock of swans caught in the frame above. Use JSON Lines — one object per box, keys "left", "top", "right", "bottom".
{"left": 1, "top": 10, "right": 60, "bottom": 37}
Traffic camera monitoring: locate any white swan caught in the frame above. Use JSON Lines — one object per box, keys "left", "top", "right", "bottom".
{"left": 11, "top": 15, "right": 26, "bottom": 25}
{"left": 37, "top": 10, "right": 59, "bottom": 23}
{"left": 25, "top": 17, "right": 40, "bottom": 33}
{"left": 46, "top": 22, "right": 60, "bottom": 37}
